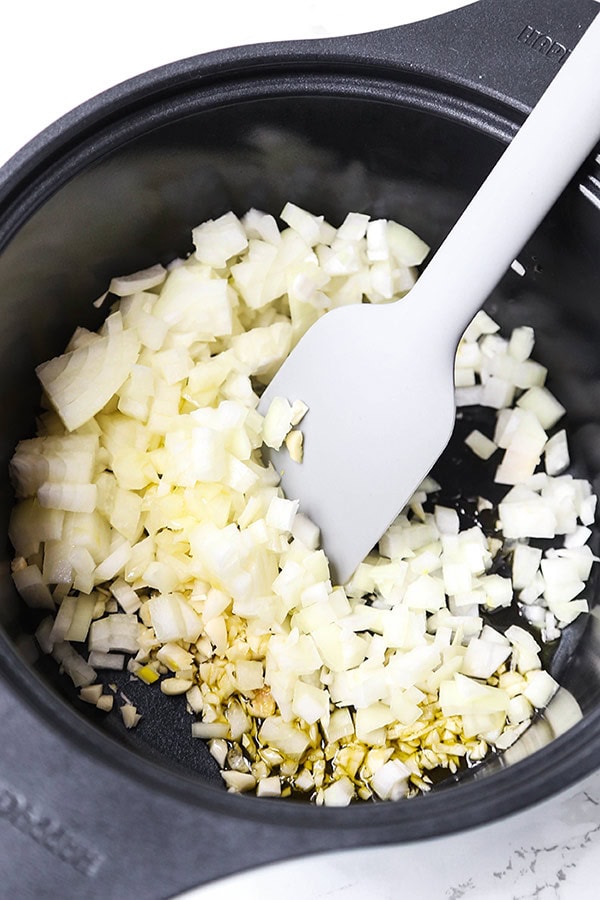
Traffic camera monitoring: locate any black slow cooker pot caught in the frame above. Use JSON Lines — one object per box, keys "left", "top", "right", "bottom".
{"left": 1, "top": 0, "right": 600, "bottom": 896}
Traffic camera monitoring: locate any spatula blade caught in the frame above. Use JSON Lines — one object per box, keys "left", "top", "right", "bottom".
{"left": 259, "top": 10, "right": 600, "bottom": 586}
{"left": 260, "top": 299, "right": 456, "bottom": 585}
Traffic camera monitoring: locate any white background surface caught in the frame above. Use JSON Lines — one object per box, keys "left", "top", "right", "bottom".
{"left": 1, "top": 1, "right": 600, "bottom": 898}
{"left": 0, "top": 0, "right": 475, "bottom": 168}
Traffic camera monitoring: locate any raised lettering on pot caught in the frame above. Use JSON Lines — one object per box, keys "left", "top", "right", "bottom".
{"left": 0, "top": 784, "right": 105, "bottom": 877}
{"left": 517, "top": 25, "right": 572, "bottom": 63}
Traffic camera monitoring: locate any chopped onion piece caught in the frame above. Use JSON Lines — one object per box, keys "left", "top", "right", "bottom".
{"left": 512, "top": 544, "right": 542, "bottom": 591}
{"left": 262, "top": 396, "right": 295, "bottom": 450}
{"left": 109, "top": 263, "right": 167, "bottom": 296}
{"left": 79, "top": 684, "right": 103, "bottom": 705}
{"left": 120, "top": 703, "right": 142, "bottom": 729}
{"left": 543, "top": 687, "right": 582, "bottom": 736}
{"left": 88, "top": 650, "right": 125, "bottom": 670}
{"left": 52, "top": 641, "right": 96, "bottom": 687}
{"left": 370, "top": 759, "right": 411, "bottom": 801}
{"left": 461, "top": 637, "right": 511, "bottom": 679}
{"left": 455, "top": 385, "right": 483, "bottom": 407}
{"left": 109, "top": 578, "right": 141, "bottom": 614}
{"left": 256, "top": 775, "right": 282, "bottom": 798}
{"left": 12, "top": 563, "right": 54, "bottom": 610}
{"left": 464, "top": 430, "right": 497, "bottom": 460}
{"left": 36, "top": 328, "right": 140, "bottom": 432}
{"left": 258, "top": 717, "right": 311, "bottom": 759}
{"left": 148, "top": 594, "right": 202, "bottom": 643}
{"left": 494, "top": 412, "right": 547, "bottom": 486}
{"left": 193, "top": 212, "right": 248, "bottom": 267}
{"left": 439, "top": 674, "right": 510, "bottom": 716}
{"left": 96, "top": 694, "right": 114, "bottom": 713}
{"left": 517, "top": 386, "right": 565, "bottom": 430}
{"left": 508, "top": 325, "right": 535, "bottom": 361}
{"left": 38, "top": 482, "right": 97, "bottom": 514}
{"left": 523, "top": 670, "right": 559, "bottom": 708}
{"left": 89, "top": 614, "right": 139, "bottom": 654}
{"left": 65, "top": 594, "right": 96, "bottom": 643}
{"left": 434, "top": 506, "right": 460, "bottom": 535}
{"left": 281, "top": 202, "right": 324, "bottom": 246}
{"left": 499, "top": 496, "right": 557, "bottom": 539}
{"left": 323, "top": 776, "right": 355, "bottom": 807}
{"left": 220, "top": 771, "right": 256, "bottom": 793}
{"left": 266, "top": 496, "right": 299, "bottom": 532}
{"left": 544, "top": 430, "right": 570, "bottom": 476}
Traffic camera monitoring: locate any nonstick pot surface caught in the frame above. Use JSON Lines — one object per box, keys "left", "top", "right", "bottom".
{"left": 1, "top": 0, "right": 600, "bottom": 863}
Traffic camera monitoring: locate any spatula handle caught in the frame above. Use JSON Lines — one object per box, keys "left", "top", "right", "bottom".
{"left": 406, "top": 10, "right": 600, "bottom": 340}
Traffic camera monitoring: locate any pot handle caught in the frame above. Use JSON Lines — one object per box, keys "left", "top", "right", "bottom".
{"left": 342, "top": 0, "right": 599, "bottom": 114}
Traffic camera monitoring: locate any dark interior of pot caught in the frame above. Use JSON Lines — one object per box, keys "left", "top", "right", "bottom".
{"left": 1, "top": 66, "right": 600, "bottom": 811}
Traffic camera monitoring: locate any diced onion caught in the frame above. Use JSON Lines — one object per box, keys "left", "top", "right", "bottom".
{"left": 88, "top": 650, "right": 125, "bottom": 670}
{"left": 9, "top": 204, "right": 597, "bottom": 806}
{"left": 464, "top": 430, "right": 497, "bottom": 461}
{"left": 36, "top": 327, "right": 141, "bottom": 432}
{"left": 109, "top": 263, "right": 167, "bottom": 297}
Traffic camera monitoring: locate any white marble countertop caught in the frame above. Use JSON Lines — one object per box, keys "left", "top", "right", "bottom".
{"left": 1, "top": 2, "right": 599, "bottom": 898}
{"left": 180, "top": 769, "right": 600, "bottom": 899}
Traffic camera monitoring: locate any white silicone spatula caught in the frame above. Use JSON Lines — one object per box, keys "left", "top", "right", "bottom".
{"left": 260, "top": 12, "right": 600, "bottom": 585}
